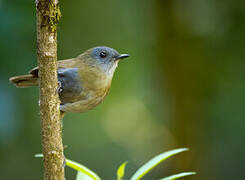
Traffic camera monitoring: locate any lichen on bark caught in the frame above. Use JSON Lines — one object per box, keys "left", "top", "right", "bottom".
{"left": 36, "top": 0, "right": 61, "bottom": 32}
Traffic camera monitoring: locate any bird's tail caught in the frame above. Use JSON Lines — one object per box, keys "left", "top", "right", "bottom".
{"left": 9, "top": 74, "right": 38, "bottom": 88}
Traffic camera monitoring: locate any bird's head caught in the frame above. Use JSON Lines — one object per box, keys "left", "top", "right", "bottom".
{"left": 78, "top": 46, "right": 129, "bottom": 76}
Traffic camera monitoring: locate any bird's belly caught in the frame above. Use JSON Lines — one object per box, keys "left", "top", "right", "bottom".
{"left": 60, "top": 88, "right": 109, "bottom": 113}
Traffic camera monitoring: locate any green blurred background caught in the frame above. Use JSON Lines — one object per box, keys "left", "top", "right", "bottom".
{"left": 1, "top": 0, "right": 245, "bottom": 179}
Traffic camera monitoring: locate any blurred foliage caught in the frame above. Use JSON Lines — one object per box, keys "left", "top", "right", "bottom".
{"left": 0, "top": 0, "right": 245, "bottom": 179}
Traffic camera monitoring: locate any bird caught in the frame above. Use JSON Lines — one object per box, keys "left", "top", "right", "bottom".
{"left": 9, "top": 46, "right": 129, "bottom": 114}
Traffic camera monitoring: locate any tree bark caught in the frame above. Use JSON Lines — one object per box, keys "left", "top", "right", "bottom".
{"left": 36, "top": 0, "right": 64, "bottom": 179}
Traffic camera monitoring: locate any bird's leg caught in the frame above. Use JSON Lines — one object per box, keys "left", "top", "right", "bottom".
{"left": 57, "top": 81, "right": 63, "bottom": 93}
{"left": 60, "top": 111, "right": 65, "bottom": 120}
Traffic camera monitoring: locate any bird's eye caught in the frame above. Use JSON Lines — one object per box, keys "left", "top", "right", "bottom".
{"left": 99, "top": 51, "right": 107, "bottom": 58}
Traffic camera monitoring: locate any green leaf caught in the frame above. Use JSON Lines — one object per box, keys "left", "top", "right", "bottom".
{"left": 76, "top": 171, "right": 95, "bottom": 180}
{"left": 159, "top": 172, "right": 196, "bottom": 180}
{"left": 35, "top": 154, "right": 43, "bottom": 158}
{"left": 117, "top": 161, "right": 128, "bottom": 180}
{"left": 35, "top": 154, "right": 101, "bottom": 180}
{"left": 130, "top": 148, "right": 189, "bottom": 180}
{"left": 66, "top": 159, "right": 101, "bottom": 180}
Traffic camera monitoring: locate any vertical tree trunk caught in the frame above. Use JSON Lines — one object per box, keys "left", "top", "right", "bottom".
{"left": 36, "top": 0, "right": 64, "bottom": 179}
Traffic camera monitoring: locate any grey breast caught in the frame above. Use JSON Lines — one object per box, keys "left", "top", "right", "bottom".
{"left": 58, "top": 68, "right": 83, "bottom": 104}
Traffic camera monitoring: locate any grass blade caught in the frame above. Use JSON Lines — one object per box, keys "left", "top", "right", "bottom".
{"left": 130, "top": 148, "right": 189, "bottom": 180}
{"left": 160, "top": 172, "right": 196, "bottom": 180}
{"left": 117, "top": 161, "right": 128, "bottom": 180}
{"left": 76, "top": 171, "right": 95, "bottom": 180}
{"left": 66, "top": 159, "right": 101, "bottom": 180}
{"left": 35, "top": 154, "right": 101, "bottom": 180}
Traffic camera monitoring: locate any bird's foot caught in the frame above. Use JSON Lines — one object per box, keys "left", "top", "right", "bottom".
{"left": 57, "top": 81, "right": 63, "bottom": 93}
